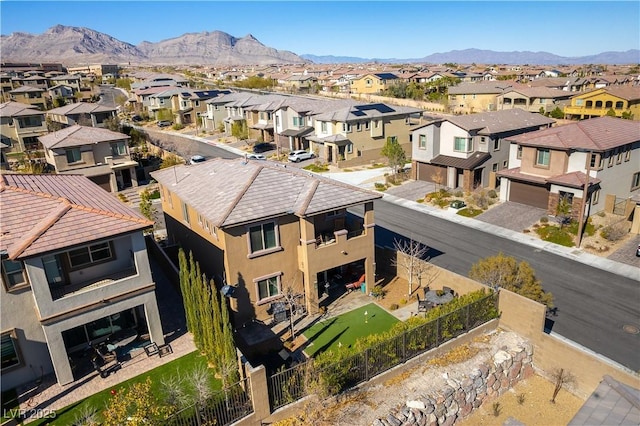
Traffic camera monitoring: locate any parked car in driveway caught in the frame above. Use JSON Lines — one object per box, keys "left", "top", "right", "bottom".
{"left": 636, "top": 244, "right": 640, "bottom": 257}
{"left": 246, "top": 153, "right": 266, "bottom": 160}
{"left": 190, "top": 155, "right": 206, "bottom": 164}
{"left": 288, "top": 150, "right": 315, "bottom": 163}
{"left": 131, "top": 115, "right": 143, "bottom": 122}
{"left": 157, "top": 120, "right": 172, "bottom": 128}
{"left": 253, "top": 143, "right": 275, "bottom": 153}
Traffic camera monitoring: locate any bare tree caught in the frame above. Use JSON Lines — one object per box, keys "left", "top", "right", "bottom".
{"left": 550, "top": 368, "right": 576, "bottom": 403}
{"left": 393, "top": 237, "right": 431, "bottom": 296}
{"left": 431, "top": 171, "right": 444, "bottom": 192}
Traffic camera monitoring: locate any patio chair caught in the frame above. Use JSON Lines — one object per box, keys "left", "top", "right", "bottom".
{"left": 418, "top": 300, "right": 430, "bottom": 312}
{"left": 443, "top": 286, "right": 453, "bottom": 295}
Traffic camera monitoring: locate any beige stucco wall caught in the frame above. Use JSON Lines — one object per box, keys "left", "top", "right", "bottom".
{"left": 519, "top": 146, "right": 568, "bottom": 177}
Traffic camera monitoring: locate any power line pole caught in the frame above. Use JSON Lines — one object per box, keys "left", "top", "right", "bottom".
{"left": 576, "top": 151, "right": 593, "bottom": 248}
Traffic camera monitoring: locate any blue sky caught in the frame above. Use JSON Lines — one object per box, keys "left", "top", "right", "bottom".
{"left": 1, "top": 1, "right": 639, "bottom": 59}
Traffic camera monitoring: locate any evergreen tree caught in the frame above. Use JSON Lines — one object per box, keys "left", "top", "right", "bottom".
{"left": 219, "top": 290, "right": 239, "bottom": 386}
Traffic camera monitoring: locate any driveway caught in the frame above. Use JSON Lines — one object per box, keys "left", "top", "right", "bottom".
{"left": 475, "top": 201, "right": 546, "bottom": 232}
{"left": 385, "top": 180, "right": 436, "bottom": 201}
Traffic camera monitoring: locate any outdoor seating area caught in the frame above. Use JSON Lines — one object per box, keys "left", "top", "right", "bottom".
{"left": 417, "top": 286, "right": 456, "bottom": 313}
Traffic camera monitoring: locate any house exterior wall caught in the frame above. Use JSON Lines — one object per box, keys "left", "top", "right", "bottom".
{"left": 519, "top": 146, "right": 567, "bottom": 177}
{"left": 0, "top": 113, "right": 47, "bottom": 153}
{"left": 449, "top": 93, "right": 498, "bottom": 114}
{"left": 595, "top": 142, "right": 640, "bottom": 209}
{"left": 439, "top": 121, "right": 474, "bottom": 158}
{"left": 350, "top": 75, "right": 392, "bottom": 95}
{"left": 564, "top": 90, "right": 640, "bottom": 120}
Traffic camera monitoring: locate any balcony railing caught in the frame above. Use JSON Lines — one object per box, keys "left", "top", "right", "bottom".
{"left": 315, "top": 228, "right": 365, "bottom": 248}
{"left": 49, "top": 267, "right": 137, "bottom": 300}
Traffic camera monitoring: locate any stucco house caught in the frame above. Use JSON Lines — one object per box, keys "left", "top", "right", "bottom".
{"left": 563, "top": 87, "right": 640, "bottom": 121}
{"left": 447, "top": 82, "right": 522, "bottom": 114}
{"left": 39, "top": 125, "right": 139, "bottom": 192}
{"left": 1, "top": 173, "right": 164, "bottom": 389}
{"left": 411, "top": 109, "right": 555, "bottom": 192}
{"left": 8, "top": 85, "right": 46, "bottom": 110}
{"left": 0, "top": 101, "right": 48, "bottom": 155}
{"left": 350, "top": 73, "right": 399, "bottom": 95}
{"left": 151, "top": 158, "right": 381, "bottom": 329}
{"left": 497, "top": 116, "right": 640, "bottom": 217}
{"left": 498, "top": 87, "right": 572, "bottom": 114}
{"left": 46, "top": 103, "right": 117, "bottom": 128}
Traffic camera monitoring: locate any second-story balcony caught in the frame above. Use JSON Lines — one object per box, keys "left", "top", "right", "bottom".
{"left": 314, "top": 215, "right": 365, "bottom": 248}
{"left": 49, "top": 266, "right": 137, "bottom": 300}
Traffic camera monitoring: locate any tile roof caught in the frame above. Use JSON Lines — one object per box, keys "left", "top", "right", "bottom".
{"left": 506, "top": 116, "right": 640, "bottom": 151}
{"left": 313, "top": 103, "right": 422, "bottom": 122}
{"left": 151, "top": 158, "right": 381, "bottom": 228}
{"left": 46, "top": 102, "right": 116, "bottom": 115}
{"left": 9, "top": 85, "right": 43, "bottom": 93}
{"left": 0, "top": 101, "right": 44, "bottom": 118}
{"left": 39, "top": 125, "right": 129, "bottom": 149}
{"left": 448, "top": 82, "right": 527, "bottom": 95}
{"left": 0, "top": 174, "right": 152, "bottom": 259}
{"left": 568, "top": 375, "right": 640, "bottom": 426}
{"left": 546, "top": 171, "right": 601, "bottom": 189}
{"left": 446, "top": 109, "right": 555, "bottom": 134}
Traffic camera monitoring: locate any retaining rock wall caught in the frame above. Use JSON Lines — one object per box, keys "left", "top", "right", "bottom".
{"left": 373, "top": 341, "right": 534, "bottom": 426}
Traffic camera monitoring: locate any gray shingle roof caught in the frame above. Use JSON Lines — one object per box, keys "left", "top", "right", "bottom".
{"left": 568, "top": 375, "right": 640, "bottom": 426}
{"left": 0, "top": 101, "right": 44, "bottom": 118}
{"left": 151, "top": 158, "right": 381, "bottom": 228}
{"left": 39, "top": 125, "right": 129, "bottom": 149}
{"left": 46, "top": 102, "right": 116, "bottom": 115}
{"left": 447, "top": 109, "right": 555, "bottom": 135}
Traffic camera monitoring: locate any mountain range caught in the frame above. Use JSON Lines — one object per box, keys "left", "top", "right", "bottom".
{"left": 1, "top": 25, "right": 638, "bottom": 66}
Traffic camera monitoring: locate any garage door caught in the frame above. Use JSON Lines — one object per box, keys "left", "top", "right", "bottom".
{"left": 89, "top": 174, "right": 112, "bottom": 193}
{"left": 509, "top": 181, "right": 549, "bottom": 209}
{"left": 416, "top": 162, "right": 446, "bottom": 183}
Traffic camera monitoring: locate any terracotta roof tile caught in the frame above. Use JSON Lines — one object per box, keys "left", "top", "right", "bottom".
{"left": 1, "top": 174, "right": 152, "bottom": 259}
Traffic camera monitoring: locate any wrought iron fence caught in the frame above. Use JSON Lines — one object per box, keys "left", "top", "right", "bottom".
{"left": 267, "top": 292, "right": 498, "bottom": 411}
{"left": 166, "top": 377, "right": 253, "bottom": 426}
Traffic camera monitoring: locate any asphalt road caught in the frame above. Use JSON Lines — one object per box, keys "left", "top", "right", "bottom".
{"left": 145, "top": 135, "right": 639, "bottom": 371}
{"left": 371, "top": 199, "right": 640, "bottom": 372}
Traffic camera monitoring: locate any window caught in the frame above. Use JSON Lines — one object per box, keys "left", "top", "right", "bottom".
{"left": 503, "top": 160, "right": 508, "bottom": 168}
{"left": 632, "top": 172, "right": 640, "bottom": 190}
{"left": 364, "top": 121, "right": 370, "bottom": 130}
{"left": 356, "top": 122, "right": 362, "bottom": 132}
{"left": 197, "top": 213, "right": 204, "bottom": 226}
{"left": 492, "top": 163, "right": 498, "bottom": 172}
{"left": 19, "top": 116, "right": 42, "bottom": 128}
{"left": 293, "top": 116, "right": 305, "bottom": 127}
{"left": 480, "top": 137, "right": 486, "bottom": 144}
{"left": 68, "top": 242, "right": 113, "bottom": 269}
{"left": 493, "top": 139, "right": 500, "bottom": 151}
{"left": 454, "top": 137, "right": 472, "bottom": 153}
{"left": 517, "top": 145, "right": 523, "bottom": 159}
{"left": 1, "top": 331, "right": 21, "bottom": 371}
{"left": 535, "top": 148, "right": 550, "bottom": 167}
{"left": 592, "top": 189, "right": 600, "bottom": 205}
{"left": 248, "top": 222, "right": 277, "bottom": 254}
{"left": 419, "top": 135, "right": 426, "bottom": 149}
{"left": 616, "top": 148, "right": 622, "bottom": 164}
{"left": 625, "top": 145, "right": 631, "bottom": 162}
{"left": 608, "top": 151, "right": 614, "bottom": 167}
{"left": 321, "top": 122, "right": 327, "bottom": 133}
{"left": 2, "top": 258, "right": 28, "bottom": 290}
{"left": 111, "top": 142, "right": 127, "bottom": 156}
{"left": 589, "top": 153, "right": 601, "bottom": 169}
{"left": 342, "top": 123, "right": 351, "bottom": 133}
{"left": 181, "top": 202, "right": 190, "bottom": 224}
{"left": 66, "top": 148, "right": 81, "bottom": 163}
{"left": 256, "top": 275, "right": 280, "bottom": 301}
{"left": 346, "top": 143, "right": 353, "bottom": 154}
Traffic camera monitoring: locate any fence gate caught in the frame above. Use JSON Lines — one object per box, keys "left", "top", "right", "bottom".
{"left": 613, "top": 197, "right": 627, "bottom": 216}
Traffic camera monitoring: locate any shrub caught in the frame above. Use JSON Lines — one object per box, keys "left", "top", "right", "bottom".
{"left": 399, "top": 298, "right": 408, "bottom": 306}
{"left": 523, "top": 229, "right": 530, "bottom": 233}
{"left": 172, "top": 123, "right": 185, "bottom": 130}
{"left": 535, "top": 225, "right": 575, "bottom": 247}
{"left": 389, "top": 303, "right": 399, "bottom": 311}
{"left": 457, "top": 208, "right": 482, "bottom": 218}
{"left": 487, "top": 189, "right": 497, "bottom": 198}
{"left": 454, "top": 190, "right": 464, "bottom": 197}
{"left": 600, "top": 222, "right": 629, "bottom": 241}
{"left": 374, "top": 182, "right": 388, "bottom": 191}
{"left": 596, "top": 211, "right": 606, "bottom": 218}
{"left": 371, "top": 285, "right": 387, "bottom": 299}
{"left": 471, "top": 190, "right": 490, "bottom": 210}
{"left": 540, "top": 216, "right": 549, "bottom": 223}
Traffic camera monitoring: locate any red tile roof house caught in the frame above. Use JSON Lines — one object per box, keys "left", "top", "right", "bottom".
{"left": 497, "top": 116, "right": 640, "bottom": 219}
{"left": 39, "top": 125, "right": 139, "bottom": 192}
{"left": 0, "top": 174, "right": 164, "bottom": 389}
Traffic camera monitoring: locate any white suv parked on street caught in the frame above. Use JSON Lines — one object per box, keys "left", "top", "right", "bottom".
{"left": 288, "top": 150, "right": 315, "bottom": 163}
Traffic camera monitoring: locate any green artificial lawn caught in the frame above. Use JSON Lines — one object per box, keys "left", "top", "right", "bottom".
{"left": 31, "top": 350, "right": 220, "bottom": 426}
{"left": 303, "top": 303, "right": 399, "bottom": 357}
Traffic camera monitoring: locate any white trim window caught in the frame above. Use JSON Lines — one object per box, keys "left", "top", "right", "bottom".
{"left": 342, "top": 123, "right": 351, "bottom": 133}
{"left": 346, "top": 143, "right": 353, "bottom": 154}
{"left": 454, "top": 137, "right": 472, "bottom": 153}
{"left": 111, "top": 141, "right": 127, "bottom": 156}
{"left": 2, "top": 258, "right": 28, "bottom": 290}
{"left": 321, "top": 122, "right": 327, "bottom": 133}
{"left": 419, "top": 134, "right": 427, "bottom": 149}
{"left": 181, "top": 202, "right": 190, "bottom": 224}
{"left": 66, "top": 148, "right": 81, "bottom": 163}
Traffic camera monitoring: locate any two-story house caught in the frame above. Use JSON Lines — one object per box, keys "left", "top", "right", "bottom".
{"left": 174, "top": 89, "right": 231, "bottom": 126}
{"left": 499, "top": 87, "right": 572, "bottom": 114}
{"left": 350, "top": 73, "right": 399, "bottom": 95}
{"left": 563, "top": 87, "right": 640, "bottom": 121}
{"left": 309, "top": 103, "right": 423, "bottom": 167}
{"left": 46, "top": 103, "right": 117, "bottom": 128}
{"left": 1, "top": 173, "right": 164, "bottom": 389}
{"left": 0, "top": 101, "right": 48, "bottom": 154}
{"left": 151, "top": 158, "right": 381, "bottom": 328}
{"left": 497, "top": 116, "right": 640, "bottom": 217}
{"left": 411, "top": 109, "right": 555, "bottom": 192}
{"left": 39, "top": 125, "right": 139, "bottom": 192}
{"left": 448, "top": 82, "right": 522, "bottom": 114}
{"left": 8, "top": 86, "right": 46, "bottom": 110}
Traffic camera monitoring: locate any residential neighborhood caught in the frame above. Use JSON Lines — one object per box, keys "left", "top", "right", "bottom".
{"left": 1, "top": 31, "right": 639, "bottom": 426}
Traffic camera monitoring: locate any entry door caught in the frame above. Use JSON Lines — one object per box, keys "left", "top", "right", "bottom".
{"left": 121, "top": 168, "right": 132, "bottom": 188}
